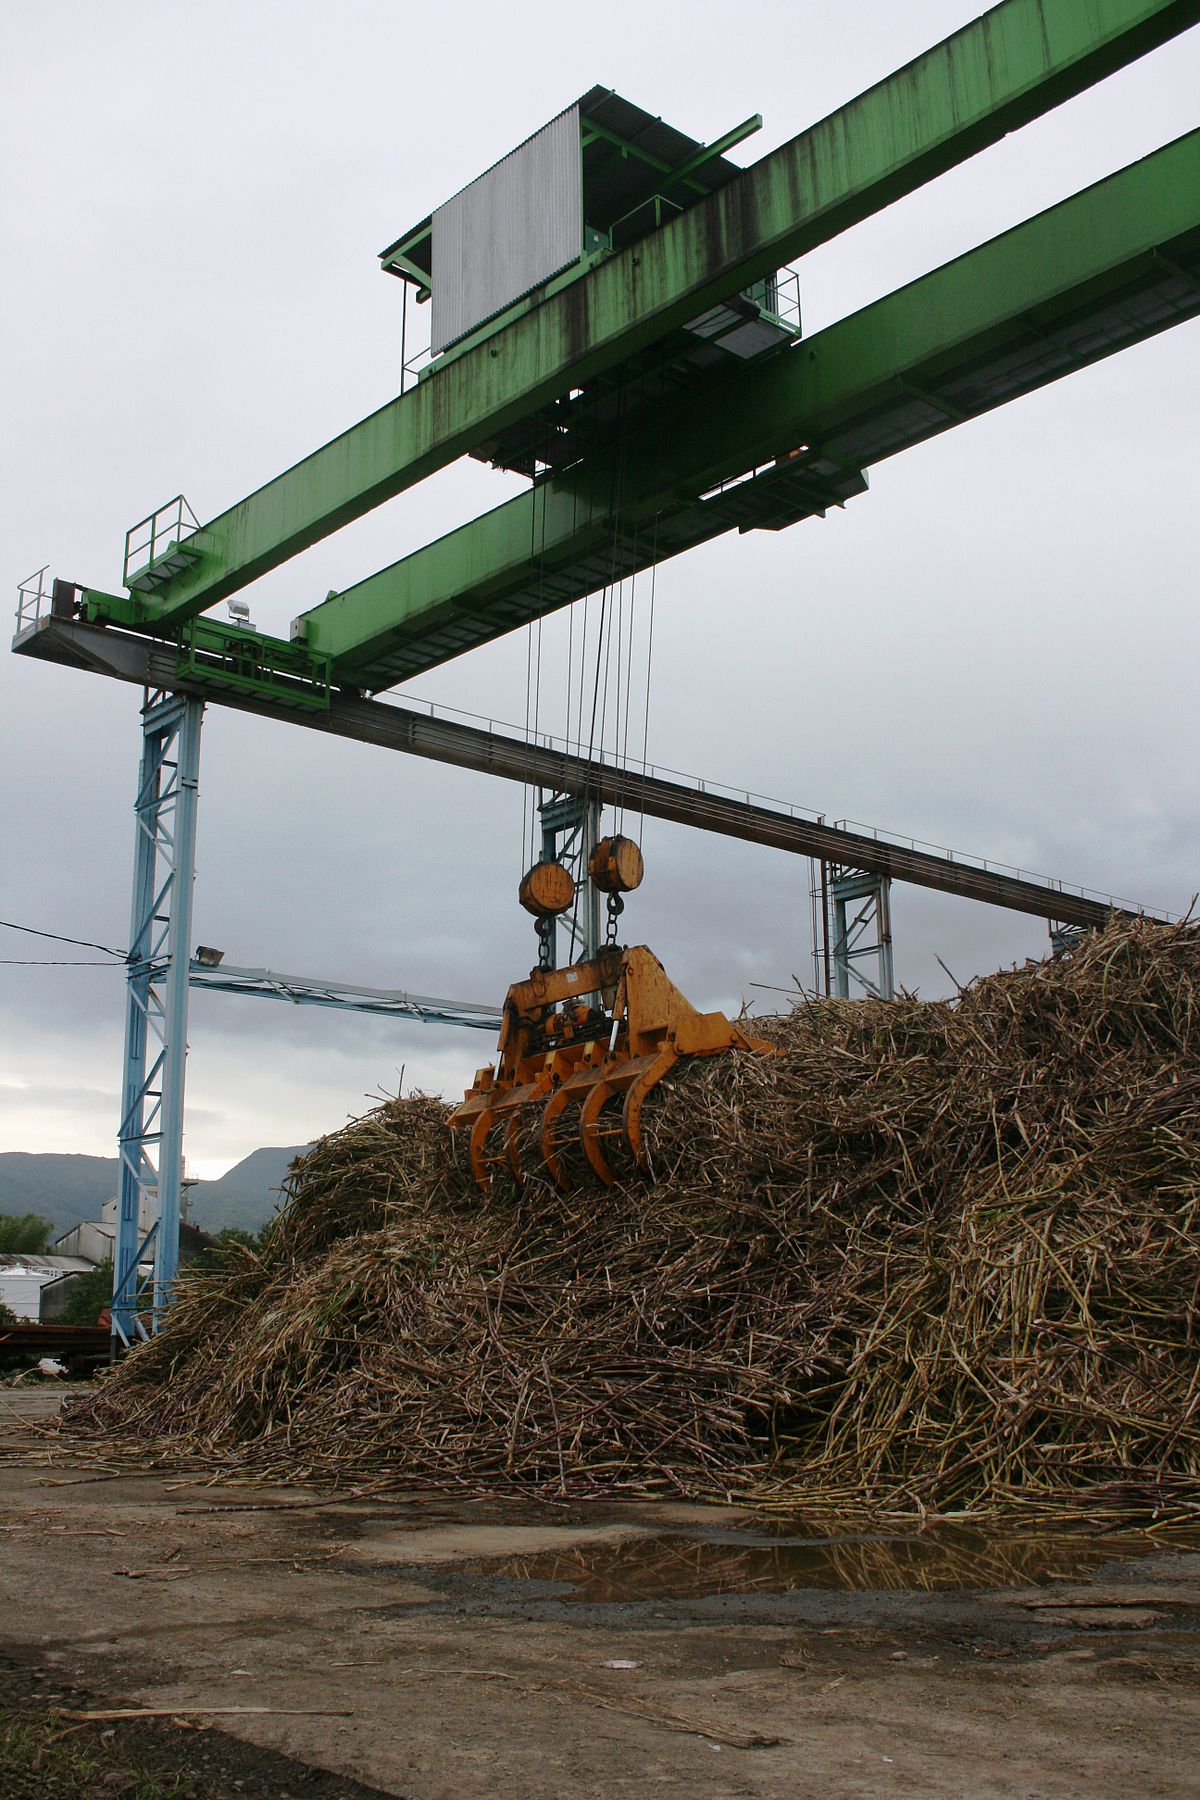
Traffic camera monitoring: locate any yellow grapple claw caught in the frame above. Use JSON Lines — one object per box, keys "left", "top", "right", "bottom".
{"left": 448, "top": 945, "right": 774, "bottom": 1193}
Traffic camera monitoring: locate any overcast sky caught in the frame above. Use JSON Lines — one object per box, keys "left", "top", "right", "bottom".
{"left": 3, "top": 1, "right": 1198, "bottom": 1182}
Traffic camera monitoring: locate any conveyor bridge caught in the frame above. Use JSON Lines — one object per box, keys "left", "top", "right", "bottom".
{"left": 18, "top": 612, "right": 1161, "bottom": 936}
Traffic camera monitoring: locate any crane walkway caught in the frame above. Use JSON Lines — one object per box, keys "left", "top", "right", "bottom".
{"left": 15, "top": 612, "right": 1160, "bottom": 935}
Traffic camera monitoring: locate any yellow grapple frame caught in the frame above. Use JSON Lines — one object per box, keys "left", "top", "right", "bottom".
{"left": 448, "top": 944, "right": 774, "bottom": 1191}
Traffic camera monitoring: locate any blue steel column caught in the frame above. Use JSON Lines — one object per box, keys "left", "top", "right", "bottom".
{"left": 111, "top": 691, "right": 204, "bottom": 1344}
{"left": 152, "top": 697, "right": 201, "bottom": 1316}
{"left": 539, "top": 793, "right": 600, "bottom": 966}
{"left": 830, "top": 868, "right": 895, "bottom": 1001}
{"left": 112, "top": 714, "right": 164, "bottom": 1343}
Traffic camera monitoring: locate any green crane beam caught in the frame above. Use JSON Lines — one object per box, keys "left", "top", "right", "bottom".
{"left": 294, "top": 130, "right": 1200, "bottom": 689}
{"left": 100, "top": 0, "right": 1200, "bottom": 629}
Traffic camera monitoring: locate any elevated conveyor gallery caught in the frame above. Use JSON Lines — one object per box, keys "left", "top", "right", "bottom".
{"left": 17, "top": 612, "right": 1167, "bottom": 935}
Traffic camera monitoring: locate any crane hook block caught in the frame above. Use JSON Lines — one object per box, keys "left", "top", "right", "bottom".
{"left": 519, "top": 858, "right": 575, "bottom": 919}
{"left": 588, "top": 835, "right": 644, "bottom": 895}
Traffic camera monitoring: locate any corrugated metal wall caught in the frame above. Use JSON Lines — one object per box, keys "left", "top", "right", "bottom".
{"left": 431, "top": 105, "right": 581, "bottom": 355}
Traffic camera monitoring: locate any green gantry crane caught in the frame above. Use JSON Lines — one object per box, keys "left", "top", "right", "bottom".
{"left": 22, "top": 0, "right": 1200, "bottom": 705}
{"left": 13, "top": 0, "right": 1200, "bottom": 1328}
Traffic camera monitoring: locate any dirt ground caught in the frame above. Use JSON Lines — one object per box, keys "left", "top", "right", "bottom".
{"left": 2, "top": 1388, "right": 1199, "bottom": 1798}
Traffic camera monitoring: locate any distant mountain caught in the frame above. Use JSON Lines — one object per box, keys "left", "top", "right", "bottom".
{"left": 0, "top": 1145, "right": 310, "bottom": 1241}
{"left": 187, "top": 1146, "right": 309, "bottom": 1234}
{"left": 0, "top": 1153, "right": 119, "bottom": 1237}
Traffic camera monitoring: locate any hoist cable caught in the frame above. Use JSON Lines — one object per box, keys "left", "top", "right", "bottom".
{"left": 521, "top": 479, "right": 537, "bottom": 876}
{"left": 521, "top": 414, "right": 555, "bottom": 871}
{"left": 616, "top": 357, "right": 652, "bottom": 836}
{"left": 581, "top": 374, "right": 628, "bottom": 806}
{"left": 639, "top": 520, "right": 660, "bottom": 842}
{"left": 620, "top": 566, "right": 638, "bottom": 834}
{"left": 572, "top": 371, "right": 630, "bottom": 953}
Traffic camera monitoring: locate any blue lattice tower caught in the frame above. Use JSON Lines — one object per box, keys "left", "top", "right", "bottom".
{"left": 538, "top": 792, "right": 601, "bottom": 967}
{"left": 111, "top": 690, "right": 203, "bottom": 1343}
{"left": 828, "top": 866, "right": 895, "bottom": 1001}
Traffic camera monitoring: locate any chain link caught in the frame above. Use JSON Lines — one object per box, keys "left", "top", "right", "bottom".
{"left": 535, "top": 914, "right": 555, "bottom": 969}
{"left": 605, "top": 892, "right": 624, "bottom": 948}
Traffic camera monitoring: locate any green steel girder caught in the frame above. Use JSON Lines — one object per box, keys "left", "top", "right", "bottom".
{"left": 295, "top": 130, "right": 1200, "bottom": 689}
{"left": 579, "top": 112, "right": 763, "bottom": 203}
{"left": 97, "top": 0, "right": 1200, "bottom": 630}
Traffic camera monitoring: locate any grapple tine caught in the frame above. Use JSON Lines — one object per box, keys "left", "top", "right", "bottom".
{"left": 469, "top": 1108, "right": 499, "bottom": 1192}
{"left": 447, "top": 942, "right": 776, "bottom": 1193}
{"left": 579, "top": 1079, "right": 617, "bottom": 1185}
{"left": 505, "top": 1113, "right": 526, "bottom": 1185}
{"left": 540, "top": 1087, "right": 576, "bottom": 1191}
{"left": 621, "top": 1047, "right": 678, "bottom": 1173}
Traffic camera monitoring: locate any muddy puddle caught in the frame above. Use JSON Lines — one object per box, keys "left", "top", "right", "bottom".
{"left": 464, "top": 1524, "right": 1200, "bottom": 1603}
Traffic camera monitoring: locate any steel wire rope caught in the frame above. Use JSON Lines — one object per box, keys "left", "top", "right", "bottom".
{"left": 558, "top": 409, "right": 599, "bottom": 963}
{"left": 613, "top": 359, "right": 645, "bottom": 838}
{"left": 565, "top": 477, "right": 579, "bottom": 750}
{"left": 617, "top": 356, "right": 655, "bottom": 838}
{"left": 565, "top": 457, "right": 588, "bottom": 963}
{"left": 570, "top": 390, "right": 602, "bottom": 778}
{"left": 637, "top": 394, "right": 664, "bottom": 841}
{"left": 599, "top": 579, "right": 615, "bottom": 784}
{"left": 604, "top": 360, "right": 640, "bottom": 841}
{"left": 638, "top": 511, "right": 661, "bottom": 844}
{"left": 520, "top": 423, "right": 544, "bottom": 872}
{"left": 618, "top": 448, "right": 648, "bottom": 835}
{"left": 571, "top": 369, "right": 630, "bottom": 955}
{"left": 532, "top": 471, "right": 548, "bottom": 868}
{"left": 522, "top": 410, "right": 557, "bottom": 872}
{"left": 575, "top": 592, "right": 609, "bottom": 956}
{"left": 521, "top": 490, "right": 536, "bottom": 879}
{"left": 570, "top": 583, "right": 612, "bottom": 957}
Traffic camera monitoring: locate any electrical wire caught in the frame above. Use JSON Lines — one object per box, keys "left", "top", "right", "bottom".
{"left": 0, "top": 918, "right": 124, "bottom": 958}
{"left": 0, "top": 958, "right": 120, "bottom": 966}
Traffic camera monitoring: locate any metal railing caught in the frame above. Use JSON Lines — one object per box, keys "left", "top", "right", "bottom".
{"left": 392, "top": 686, "right": 1170, "bottom": 922}
{"left": 826, "top": 817, "right": 1163, "bottom": 920}
{"left": 609, "top": 192, "right": 685, "bottom": 250}
{"left": 762, "top": 264, "right": 802, "bottom": 335}
{"left": 399, "top": 258, "right": 804, "bottom": 398}
{"left": 401, "top": 335, "right": 437, "bottom": 393}
{"left": 14, "top": 566, "right": 52, "bottom": 638}
{"left": 123, "top": 495, "right": 200, "bottom": 588}
{"left": 397, "top": 686, "right": 827, "bottom": 815}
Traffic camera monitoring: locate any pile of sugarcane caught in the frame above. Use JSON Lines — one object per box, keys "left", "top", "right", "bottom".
{"left": 69, "top": 917, "right": 1200, "bottom": 1516}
